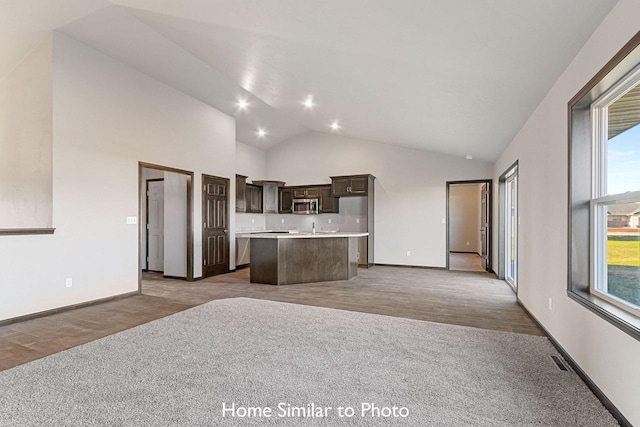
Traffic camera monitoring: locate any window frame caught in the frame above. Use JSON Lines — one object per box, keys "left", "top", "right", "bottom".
{"left": 588, "top": 65, "right": 640, "bottom": 317}
{"left": 568, "top": 31, "right": 640, "bottom": 341}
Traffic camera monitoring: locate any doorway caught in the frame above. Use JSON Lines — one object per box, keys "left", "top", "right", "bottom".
{"left": 499, "top": 162, "right": 518, "bottom": 290}
{"left": 446, "top": 180, "right": 492, "bottom": 272}
{"left": 138, "top": 162, "right": 194, "bottom": 292}
{"left": 202, "top": 174, "right": 230, "bottom": 278}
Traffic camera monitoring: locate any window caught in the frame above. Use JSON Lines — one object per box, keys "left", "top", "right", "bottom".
{"left": 569, "top": 31, "right": 640, "bottom": 340}
{"left": 590, "top": 67, "right": 640, "bottom": 315}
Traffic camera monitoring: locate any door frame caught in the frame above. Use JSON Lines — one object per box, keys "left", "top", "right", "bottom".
{"left": 202, "top": 173, "right": 231, "bottom": 278}
{"left": 138, "top": 162, "right": 194, "bottom": 294}
{"left": 145, "top": 178, "right": 164, "bottom": 271}
{"left": 445, "top": 179, "right": 493, "bottom": 272}
{"left": 498, "top": 161, "right": 519, "bottom": 292}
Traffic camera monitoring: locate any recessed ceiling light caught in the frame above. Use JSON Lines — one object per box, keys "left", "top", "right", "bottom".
{"left": 330, "top": 121, "right": 341, "bottom": 131}
{"left": 303, "top": 95, "right": 315, "bottom": 109}
{"left": 465, "top": 155, "right": 473, "bottom": 160}
{"left": 256, "top": 128, "right": 267, "bottom": 138}
{"left": 237, "top": 98, "right": 249, "bottom": 111}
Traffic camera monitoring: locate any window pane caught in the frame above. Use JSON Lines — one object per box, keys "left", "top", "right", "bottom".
{"left": 607, "top": 82, "right": 640, "bottom": 195}
{"left": 606, "top": 201, "right": 640, "bottom": 306}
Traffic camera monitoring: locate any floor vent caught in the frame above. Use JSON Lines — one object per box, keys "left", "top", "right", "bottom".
{"left": 551, "top": 355, "right": 568, "bottom": 371}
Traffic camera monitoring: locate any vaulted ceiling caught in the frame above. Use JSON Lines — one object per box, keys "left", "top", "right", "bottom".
{"left": 2, "top": 0, "right": 618, "bottom": 161}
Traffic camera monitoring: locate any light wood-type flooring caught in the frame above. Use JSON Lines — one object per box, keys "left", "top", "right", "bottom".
{"left": 449, "top": 252, "right": 487, "bottom": 272}
{"left": 0, "top": 266, "right": 543, "bottom": 372}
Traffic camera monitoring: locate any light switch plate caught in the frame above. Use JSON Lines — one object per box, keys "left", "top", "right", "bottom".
{"left": 126, "top": 216, "right": 137, "bottom": 225}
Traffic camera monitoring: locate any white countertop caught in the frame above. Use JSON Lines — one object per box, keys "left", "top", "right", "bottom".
{"left": 237, "top": 231, "right": 368, "bottom": 239}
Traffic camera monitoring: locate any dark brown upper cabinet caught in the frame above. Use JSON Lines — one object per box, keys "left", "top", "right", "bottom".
{"left": 331, "top": 174, "right": 375, "bottom": 197}
{"left": 245, "top": 184, "right": 263, "bottom": 213}
{"left": 235, "top": 174, "right": 247, "bottom": 212}
{"left": 319, "top": 185, "right": 339, "bottom": 213}
{"left": 292, "top": 187, "right": 320, "bottom": 199}
{"left": 279, "top": 188, "right": 293, "bottom": 214}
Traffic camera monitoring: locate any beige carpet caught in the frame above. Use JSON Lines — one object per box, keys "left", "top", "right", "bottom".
{"left": 0, "top": 298, "right": 616, "bottom": 426}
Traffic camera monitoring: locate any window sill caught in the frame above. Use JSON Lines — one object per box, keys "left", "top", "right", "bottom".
{"left": 0, "top": 228, "right": 55, "bottom": 236}
{"left": 568, "top": 289, "right": 640, "bottom": 341}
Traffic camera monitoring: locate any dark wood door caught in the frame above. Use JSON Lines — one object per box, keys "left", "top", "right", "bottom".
{"left": 202, "top": 175, "right": 230, "bottom": 278}
{"left": 280, "top": 188, "right": 293, "bottom": 213}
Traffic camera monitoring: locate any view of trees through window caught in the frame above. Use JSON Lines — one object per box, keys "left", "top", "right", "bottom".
{"left": 606, "top": 101, "right": 640, "bottom": 307}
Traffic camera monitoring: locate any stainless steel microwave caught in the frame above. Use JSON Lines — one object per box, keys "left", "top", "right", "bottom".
{"left": 292, "top": 198, "right": 319, "bottom": 214}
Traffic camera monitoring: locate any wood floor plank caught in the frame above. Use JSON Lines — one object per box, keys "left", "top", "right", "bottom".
{"left": 0, "top": 266, "right": 543, "bottom": 372}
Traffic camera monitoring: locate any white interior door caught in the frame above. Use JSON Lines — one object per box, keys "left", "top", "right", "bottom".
{"left": 147, "top": 180, "right": 164, "bottom": 272}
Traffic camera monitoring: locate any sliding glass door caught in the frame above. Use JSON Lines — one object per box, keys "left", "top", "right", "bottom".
{"left": 505, "top": 170, "right": 518, "bottom": 287}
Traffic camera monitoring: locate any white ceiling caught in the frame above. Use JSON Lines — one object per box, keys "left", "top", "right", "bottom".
{"left": 2, "top": 0, "right": 618, "bottom": 161}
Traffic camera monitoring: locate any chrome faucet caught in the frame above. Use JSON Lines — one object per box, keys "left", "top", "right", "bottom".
{"left": 312, "top": 222, "right": 316, "bottom": 234}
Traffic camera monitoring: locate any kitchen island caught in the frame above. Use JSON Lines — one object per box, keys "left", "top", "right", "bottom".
{"left": 248, "top": 232, "right": 368, "bottom": 285}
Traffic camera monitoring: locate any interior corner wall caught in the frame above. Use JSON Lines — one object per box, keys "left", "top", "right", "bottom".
{"left": 236, "top": 141, "right": 267, "bottom": 181}
{"left": 265, "top": 132, "right": 493, "bottom": 267}
{"left": 0, "top": 32, "right": 236, "bottom": 322}
{"left": 449, "top": 184, "right": 482, "bottom": 253}
{"left": 490, "top": 0, "right": 640, "bottom": 423}
{"left": 0, "top": 34, "right": 53, "bottom": 228}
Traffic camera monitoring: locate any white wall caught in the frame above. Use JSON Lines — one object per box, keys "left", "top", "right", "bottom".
{"left": 0, "top": 35, "right": 52, "bottom": 228}
{"left": 0, "top": 32, "right": 236, "bottom": 321}
{"left": 266, "top": 132, "right": 492, "bottom": 267}
{"left": 491, "top": 0, "right": 640, "bottom": 422}
{"left": 449, "top": 184, "right": 481, "bottom": 253}
{"left": 236, "top": 141, "right": 267, "bottom": 182}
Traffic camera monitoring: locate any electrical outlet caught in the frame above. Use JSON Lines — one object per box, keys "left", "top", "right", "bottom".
{"left": 126, "top": 216, "right": 137, "bottom": 225}
{"left": 548, "top": 297, "right": 553, "bottom": 311}
{"left": 251, "top": 218, "right": 255, "bottom": 224}
{"left": 356, "top": 218, "right": 360, "bottom": 224}
{"left": 466, "top": 241, "right": 470, "bottom": 246}
{"left": 441, "top": 218, "right": 446, "bottom": 224}
{"left": 281, "top": 218, "right": 285, "bottom": 223}
{"left": 328, "top": 218, "right": 332, "bottom": 224}
{"left": 66, "top": 278, "right": 73, "bottom": 288}
{"left": 406, "top": 251, "right": 411, "bottom": 257}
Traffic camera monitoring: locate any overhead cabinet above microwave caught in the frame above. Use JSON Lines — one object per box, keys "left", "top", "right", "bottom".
{"left": 330, "top": 174, "right": 375, "bottom": 197}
